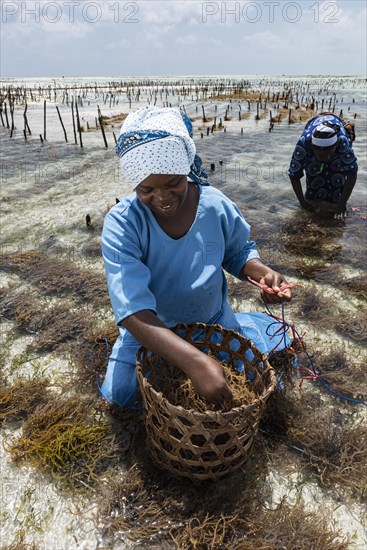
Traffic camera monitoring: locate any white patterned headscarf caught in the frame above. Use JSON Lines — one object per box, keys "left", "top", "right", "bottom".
{"left": 311, "top": 124, "right": 338, "bottom": 147}
{"left": 116, "top": 106, "right": 209, "bottom": 188}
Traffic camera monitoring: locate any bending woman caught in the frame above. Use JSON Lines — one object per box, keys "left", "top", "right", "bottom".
{"left": 101, "top": 106, "right": 293, "bottom": 409}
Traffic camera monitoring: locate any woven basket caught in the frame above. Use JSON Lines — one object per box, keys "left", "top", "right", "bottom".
{"left": 136, "top": 323, "right": 276, "bottom": 482}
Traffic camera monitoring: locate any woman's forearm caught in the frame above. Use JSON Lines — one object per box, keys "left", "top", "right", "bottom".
{"left": 239, "top": 258, "right": 277, "bottom": 282}
{"left": 120, "top": 310, "right": 205, "bottom": 375}
{"left": 339, "top": 173, "right": 357, "bottom": 205}
{"left": 290, "top": 178, "right": 306, "bottom": 206}
{"left": 121, "top": 310, "right": 233, "bottom": 402}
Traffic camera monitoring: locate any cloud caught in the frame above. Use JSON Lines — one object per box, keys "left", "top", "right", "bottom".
{"left": 106, "top": 38, "right": 132, "bottom": 50}
{"left": 141, "top": 1, "right": 202, "bottom": 25}
{"left": 1, "top": 0, "right": 366, "bottom": 76}
{"left": 175, "top": 34, "right": 197, "bottom": 46}
{"left": 242, "top": 31, "right": 283, "bottom": 50}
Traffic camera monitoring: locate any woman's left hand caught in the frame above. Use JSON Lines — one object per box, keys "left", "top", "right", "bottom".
{"left": 258, "top": 271, "right": 293, "bottom": 304}
{"left": 333, "top": 202, "right": 348, "bottom": 220}
{"left": 243, "top": 260, "right": 297, "bottom": 304}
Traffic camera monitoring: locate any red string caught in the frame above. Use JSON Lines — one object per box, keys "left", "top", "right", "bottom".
{"left": 246, "top": 275, "right": 301, "bottom": 295}
{"left": 295, "top": 366, "right": 319, "bottom": 389}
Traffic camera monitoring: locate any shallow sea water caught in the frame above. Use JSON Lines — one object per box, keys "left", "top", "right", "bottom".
{"left": 0, "top": 75, "right": 366, "bottom": 549}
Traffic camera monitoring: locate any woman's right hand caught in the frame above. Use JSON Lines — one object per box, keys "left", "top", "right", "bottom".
{"left": 121, "top": 310, "right": 233, "bottom": 404}
{"left": 188, "top": 354, "right": 233, "bottom": 404}
{"left": 300, "top": 199, "right": 315, "bottom": 212}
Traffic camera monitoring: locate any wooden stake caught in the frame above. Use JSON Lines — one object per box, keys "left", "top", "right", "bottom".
{"left": 4, "top": 102, "right": 10, "bottom": 128}
{"left": 9, "top": 99, "right": 15, "bottom": 138}
{"left": 97, "top": 106, "right": 108, "bottom": 148}
{"left": 255, "top": 102, "right": 260, "bottom": 120}
{"left": 55, "top": 106, "right": 68, "bottom": 142}
{"left": 0, "top": 102, "right": 5, "bottom": 127}
{"left": 202, "top": 105, "right": 207, "bottom": 122}
{"left": 71, "top": 99, "right": 78, "bottom": 145}
{"left": 23, "top": 103, "right": 31, "bottom": 138}
{"left": 43, "top": 100, "right": 47, "bottom": 140}
{"left": 75, "top": 101, "right": 83, "bottom": 148}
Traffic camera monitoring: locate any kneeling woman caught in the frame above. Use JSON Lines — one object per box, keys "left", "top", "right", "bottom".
{"left": 101, "top": 106, "right": 293, "bottom": 408}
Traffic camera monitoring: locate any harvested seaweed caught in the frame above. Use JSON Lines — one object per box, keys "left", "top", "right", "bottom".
{"left": 149, "top": 358, "right": 256, "bottom": 413}
{"left": 137, "top": 326, "right": 276, "bottom": 481}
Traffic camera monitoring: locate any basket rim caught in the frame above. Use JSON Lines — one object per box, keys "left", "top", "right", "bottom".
{"left": 136, "top": 366, "right": 269, "bottom": 418}
{"left": 136, "top": 322, "right": 276, "bottom": 417}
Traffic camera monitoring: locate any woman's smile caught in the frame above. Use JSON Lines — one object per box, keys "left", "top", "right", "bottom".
{"left": 153, "top": 199, "right": 179, "bottom": 215}
{"left": 135, "top": 174, "right": 188, "bottom": 217}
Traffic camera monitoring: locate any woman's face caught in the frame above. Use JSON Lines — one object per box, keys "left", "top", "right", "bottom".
{"left": 135, "top": 174, "right": 189, "bottom": 217}
{"left": 311, "top": 144, "right": 337, "bottom": 162}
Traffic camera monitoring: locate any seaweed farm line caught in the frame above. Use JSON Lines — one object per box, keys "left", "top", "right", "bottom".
{"left": 0, "top": 75, "right": 367, "bottom": 550}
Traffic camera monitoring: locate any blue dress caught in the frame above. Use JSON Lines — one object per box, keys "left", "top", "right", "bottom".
{"left": 101, "top": 185, "right": 288, "bottom": 408}
{"left": 288, "top": 114, "right": 358, "bottom": 203}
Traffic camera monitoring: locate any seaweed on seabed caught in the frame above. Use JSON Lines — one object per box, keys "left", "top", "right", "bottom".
{"left": 0, "top": 287, "right": 37, "bottom": 328}
{"left": 288, "top": 409, "right": 367, "bottom": 498}
{"left": 99, "top": 461, "right": 349, "bottom": 549}
{"left": 0, "top": 287, "right": 92, "bottom": 352}
{"left": 65, "top": 321, "right": 119, "bottom": 393}
{"left": 0, "top": 377, "right": 50, "bottom": 425}
{"left": 0, "top": 250, "right": 109, "bottom": 308}
{"left": 335, "top": 275, "right": 367, "bottom": 301}
{"left": 312, "top": 346, "right": 367, "bottom": 399}
{"left": 297, "top": 285, "right": 324, "bottom": 321}
{"left": 227, "top": 276, "right": 254, "bottom": 300}
{"left": 98, "top": 448, "right": 264, "bottom": 545}
{"left": 333, "top": 310, "right": 367, "bottom": 346}
{"left": 260, "top": 386, "right": 302, "bottom": 443}
{"left": 245, "top": 502, "right": 348, "bottom": 550}
{"left": 279, "top": 219, "right": 343, "bottom": 261}
{"left": 0, "top": 530, "right": 39, "bottom": 549}
{"left": 31, "top": 303, "right": 91, "bottom": 351}
{"left": 81, "top": 239, "right": 102, "bottom": 258}
{"left": 267, "top": 346, "right": 297, "bottom": 388}
{"left": 172, "top": 503, "right": 348, "bottom": 549}
{"left": 3, "top": 397, "right": 119, "bottom": 492}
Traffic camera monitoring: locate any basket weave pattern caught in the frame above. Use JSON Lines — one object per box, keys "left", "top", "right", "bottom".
{"left": 136, "top": 323, "right": 276, "bottom": 482}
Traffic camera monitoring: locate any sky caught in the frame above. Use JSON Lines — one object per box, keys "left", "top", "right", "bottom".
{"left": 1, "top": 0, "right": 366, "bottom": 77}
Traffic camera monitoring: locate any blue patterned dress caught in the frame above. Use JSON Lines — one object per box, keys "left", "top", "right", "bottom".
{"left": 288, "top": 114, "right": 358, "bottom": 203}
